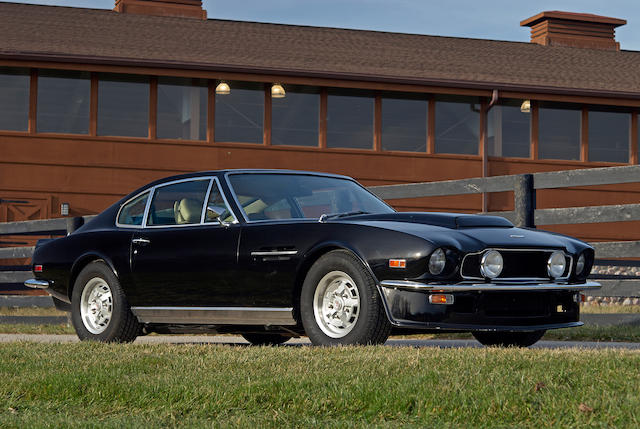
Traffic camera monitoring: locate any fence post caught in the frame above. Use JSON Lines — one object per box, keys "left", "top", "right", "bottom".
{"left": 66, "top": 217, "right": 84, "bottom": 235}
{"left": 513, "top": 174, "right": 535, "bottom": 228}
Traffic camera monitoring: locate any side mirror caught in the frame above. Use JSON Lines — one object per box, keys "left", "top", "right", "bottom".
{"left": 207, "top": 206, "right": 230, "bottom": 227}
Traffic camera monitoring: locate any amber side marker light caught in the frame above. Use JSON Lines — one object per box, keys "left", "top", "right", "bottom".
{"left": 34, "top": 265, "right": 43, "bottom": 273}
{"left": 429, "top": 294, "right": 454, "bottom": 305}
{"left": 389, "top": 259, "right": 406, "bottom": 268}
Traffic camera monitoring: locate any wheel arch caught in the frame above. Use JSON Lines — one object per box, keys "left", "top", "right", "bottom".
{"left": 68, "top": 253, "right": 119, "bottom": 301}
{"left": 293, "top": 242, "right": 391, "bottom": 323}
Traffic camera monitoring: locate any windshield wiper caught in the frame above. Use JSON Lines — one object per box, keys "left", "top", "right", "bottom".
{"left": 318, "top": 211, "right": 370, "bottom": 222}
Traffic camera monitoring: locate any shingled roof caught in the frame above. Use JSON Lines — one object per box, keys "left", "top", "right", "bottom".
{"left": 2, "top": 2, "right": 640, "bottom": 98}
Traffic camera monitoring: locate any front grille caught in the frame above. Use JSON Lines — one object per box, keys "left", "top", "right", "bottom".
{"left": 461, "top": 249, "right": 571, "bottom": 281}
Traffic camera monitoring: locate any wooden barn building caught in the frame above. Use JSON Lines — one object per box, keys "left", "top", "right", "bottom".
{"left": 1, "top": 0, "right": 639, "bottom": 242}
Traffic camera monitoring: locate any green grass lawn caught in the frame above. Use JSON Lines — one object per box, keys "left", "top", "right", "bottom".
{"left": 0, "top": 343, "right": 638, "bottom": 427}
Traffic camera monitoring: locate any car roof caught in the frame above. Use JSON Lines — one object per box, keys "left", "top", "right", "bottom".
{"left": 153, "top": 169, "right": 352, "bottom": 184}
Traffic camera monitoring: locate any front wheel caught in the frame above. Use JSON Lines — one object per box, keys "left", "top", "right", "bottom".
{"left": 71, "top": 261, "right": 140, "bottom": 343}
{"left": 472, "top": 330, "right": 546, "bottom": 347}
{"left": 300, "top": 250, "right": 391, "bottom": 346}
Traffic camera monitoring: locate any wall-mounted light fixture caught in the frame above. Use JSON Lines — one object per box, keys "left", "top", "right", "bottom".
{"left": 520, "top": 100, "right": 531, "bottom": 113}
{"left": 271, "top": 83, "right": 286, "bottom": 99}
{"left": 61, "top": 203, "right": 69, "bottom": 216}
{"left": 215, "top": 81, "right": 230, "bottom": 95}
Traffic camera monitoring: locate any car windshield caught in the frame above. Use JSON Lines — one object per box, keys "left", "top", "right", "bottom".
{"left": 227, "top": 173, "right": 395, "bottom": 221}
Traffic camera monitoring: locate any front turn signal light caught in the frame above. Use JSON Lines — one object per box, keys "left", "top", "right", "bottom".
{"left": 429, "top": 294, "right": 454, "bottom": 305}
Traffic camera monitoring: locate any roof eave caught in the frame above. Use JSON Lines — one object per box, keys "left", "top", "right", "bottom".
{"left": 2, "top": 51, "right": 640, "bottom": 101}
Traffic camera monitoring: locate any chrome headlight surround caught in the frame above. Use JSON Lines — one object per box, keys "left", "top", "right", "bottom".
{"left": 547, "top": 251, "right": 567, "bottom": 278}
{"left": 575, "top": 253, "right": 586, "bottom": 276}
{"left": 428, "top": 248, "right": 446, "bottom": 275}
{"left": 480, "top": 250, "right": 503, "bottom": 279}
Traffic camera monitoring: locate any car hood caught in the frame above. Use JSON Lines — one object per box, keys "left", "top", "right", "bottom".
{"left": 340, "top": 212, "right": 586, "bottom": 253}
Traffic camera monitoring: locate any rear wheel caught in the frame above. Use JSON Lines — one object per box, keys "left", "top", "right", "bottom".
{"left": 71, "top": 261, "right": 140, "bottom": 343}
{"left": 472, "top": 330, "right": 546, "bottom": 347}
{"left": 300, "top": 250, "right": 391, "bottom": 346}
{"left": 241, "top": 333, "right": 290, "bottom": 346}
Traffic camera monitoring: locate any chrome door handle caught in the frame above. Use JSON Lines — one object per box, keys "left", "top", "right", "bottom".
{"left": 132, "top": 238, "right": 151, "bottom": 246}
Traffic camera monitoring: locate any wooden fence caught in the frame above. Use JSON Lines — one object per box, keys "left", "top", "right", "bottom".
{"left": 1, "top": 164, "right": 639, "bottom": 297}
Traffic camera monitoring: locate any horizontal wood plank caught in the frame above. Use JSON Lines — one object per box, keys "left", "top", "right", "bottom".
{"left": 535, "top": 204, "right": 640, "bottom": 225}
{"left": 534, "top": 165, "right": 640, "bottom": 190}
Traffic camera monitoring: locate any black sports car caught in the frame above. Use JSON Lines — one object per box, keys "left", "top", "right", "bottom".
{"left": 26, "top": 170, "right": 599, "bottom": 346}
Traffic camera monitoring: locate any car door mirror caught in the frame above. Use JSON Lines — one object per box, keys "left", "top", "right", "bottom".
{"left": 207, "top": 205, "right": 230, "bottom": 227}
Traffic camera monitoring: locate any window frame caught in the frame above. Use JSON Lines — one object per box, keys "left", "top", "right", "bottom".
{"left": 115, "top": 176, "right": 238, "bottom": 229}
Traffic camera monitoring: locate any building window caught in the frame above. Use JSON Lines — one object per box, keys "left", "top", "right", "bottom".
{"left": 487, "top": 100, "right": 530, "bottom": 158}
{"left": 215, "top": 81, "right": 263, "bottom": 144}
{"left": 538, "top": 102, "right": 581, "bottom": 160}
{"left": 157, "top": 77, "right": 207, "bottom": 141}
{"left": 327, "top": 89, "right": 374, "bottom": 149}
{"left": 588, "top": 107, "right": 629, "bottom": 163}
{"left": 434, "top": 95, "right": 480, "bottom": 155}
{"left": 271, "top": 85, "right": 319, "bottom": 147}
{"left": 98, "top": 73, "right": 149, "bottom": 138}
{"left": 381, "top": 93, "right": 428, "bottom": 152}
{"left": 37, "top": 69, "right": 90, "bottom": 134}
{"left": 0, "top": 67, "right": 30, "bottom": 131}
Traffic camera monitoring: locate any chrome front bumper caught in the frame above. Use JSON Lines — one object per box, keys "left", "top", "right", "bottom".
{"left": 380, "top": 280, "right": 601, "bottom": 292}
{"left": 24, "top": 278, "right": 50, "bottom": 289}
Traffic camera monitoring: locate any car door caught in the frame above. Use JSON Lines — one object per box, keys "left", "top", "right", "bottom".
{"left": 129, "top": 177, "right": 240, "bottom": 307}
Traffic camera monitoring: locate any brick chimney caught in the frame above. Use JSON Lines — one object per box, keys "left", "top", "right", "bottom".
{"left": 520, "top": 11, "right": 626, "bottom": 51}
{"left": 114, "top": 0, "right": 206, "bottom": 20}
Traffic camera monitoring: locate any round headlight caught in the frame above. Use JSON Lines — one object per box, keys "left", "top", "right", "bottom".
{"left": 547, "top": 251, "right": 567, "bottom": 278}
{"left": 480, "top": 250, "right": 503, "bottom": 279}
{"left": 428, "top": 248, "right": 446, "bottom": 275}
{"left": 575, "top": 253, "right": 586, "bottom": 276}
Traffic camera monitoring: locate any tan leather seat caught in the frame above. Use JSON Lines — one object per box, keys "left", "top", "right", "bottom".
{"left": 173, "top": 198, "right": 202, "bottom": 224}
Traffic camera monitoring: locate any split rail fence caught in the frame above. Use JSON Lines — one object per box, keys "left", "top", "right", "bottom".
{"left": 1, "top": 164, "right": 639, "bottom": 297}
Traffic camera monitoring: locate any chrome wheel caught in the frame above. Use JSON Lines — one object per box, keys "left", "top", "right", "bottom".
{"left": 313, "top": 270, "right": 360, "bottom": 338}
{"left": 80, "top": 277, "right": 113, "bottom": 334}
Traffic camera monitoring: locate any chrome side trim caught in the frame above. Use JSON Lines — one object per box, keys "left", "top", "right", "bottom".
{"left": 130, "top": 306, "right": 296, "bottom": 325}
{"left": 380, "top": 280, "right": 601, "bottom": 292}
{"left": 24, "top": 278, "right": 49, "bottom": 289}
{"left": 250, "top": 250, "right": 298, "bottom": 256}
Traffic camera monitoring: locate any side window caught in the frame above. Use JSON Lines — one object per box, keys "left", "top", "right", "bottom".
{"left": 117, "top": 191, "right": 149, "bottom": 226}
{"left": 205, "top": 181, "right": 236, "bottom": 224}
{"left": 147, "top": 179, "right": 209, "bottom": 226}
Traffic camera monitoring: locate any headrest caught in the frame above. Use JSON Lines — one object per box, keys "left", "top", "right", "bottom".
{"left": 174, "top": 198, "right": 202, "bottom": 224}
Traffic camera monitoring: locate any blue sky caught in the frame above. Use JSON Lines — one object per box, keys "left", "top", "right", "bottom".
{"left": 4, "top": 0, "right": 640, "bottom": 50}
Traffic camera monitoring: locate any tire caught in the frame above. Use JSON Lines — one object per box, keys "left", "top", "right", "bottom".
{"left": 300, "top": 250, "right": 391, "bottom": 346}
{"left": 241, "top": 333, "right": 290, "bottom": 346}
{"left": 472, "top": 330, "right": 546, "bottom": 347}
{"left": 71, "top": 261, "right": 140, "bottom": 343}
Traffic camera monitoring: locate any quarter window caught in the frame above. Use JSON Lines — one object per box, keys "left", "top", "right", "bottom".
{"left": 205, "top": 180, "right": 236, "bottom": 224}
{"left": 117, "top": 191, "right": 150, "bottom": 226}
{"left": 147, "top": 179, "right": 210, "bottom": 226}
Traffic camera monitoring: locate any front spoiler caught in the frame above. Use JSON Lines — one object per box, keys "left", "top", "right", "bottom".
{"left": 380, "top": 280, "right": 601, "bottom": 292}
{"left": 377, "top": 280, "right": 598, "bottom": 331}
